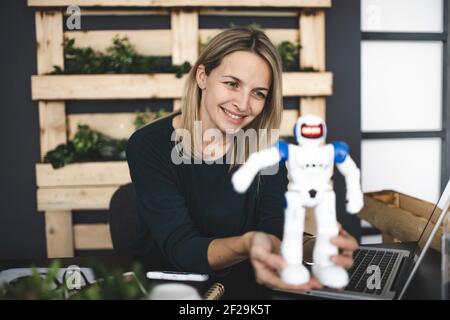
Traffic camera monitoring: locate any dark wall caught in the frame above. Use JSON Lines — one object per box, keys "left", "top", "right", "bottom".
{"left": 0, "top": 1, "right": 361, "bottom": 259}
{"left": 0, "top": 1, "right": 44, "bottom": 259}
{"left": 326, "top": 0, "right": 362, "bottom": 240}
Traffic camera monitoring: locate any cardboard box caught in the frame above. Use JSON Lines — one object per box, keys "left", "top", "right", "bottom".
{"left": 358, "top": 190, "right": 443, "bottom": 252}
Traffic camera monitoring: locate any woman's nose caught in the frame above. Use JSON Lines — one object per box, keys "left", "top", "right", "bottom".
{"left": 235, "top": 91, "right": 250, "bottom": 113}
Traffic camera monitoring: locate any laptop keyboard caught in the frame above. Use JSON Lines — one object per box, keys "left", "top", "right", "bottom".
{"left": 345, "top": 249, "right": 399, "bottom": 295}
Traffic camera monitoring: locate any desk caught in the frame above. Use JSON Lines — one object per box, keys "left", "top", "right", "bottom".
{"left": 0, "top": 246, "right": 442, "bottom": 300}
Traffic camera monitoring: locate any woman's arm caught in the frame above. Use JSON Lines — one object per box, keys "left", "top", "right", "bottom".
{"left": 207, "top": 231, "right": 314, "bottom": 271}
{"left": 207, "top": 231, "right": 256, "bottom": 270}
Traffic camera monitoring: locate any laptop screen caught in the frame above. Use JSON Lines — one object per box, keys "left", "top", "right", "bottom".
{"left": 398, "top": 179, "right": 450, "bottom": 299}
{"left": 415, "top": 180, "right": 450, "bottom": 261}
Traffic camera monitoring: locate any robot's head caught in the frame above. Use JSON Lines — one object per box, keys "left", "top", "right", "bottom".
{"left": 293, "top": 114, "right": 327, "bottom": 146}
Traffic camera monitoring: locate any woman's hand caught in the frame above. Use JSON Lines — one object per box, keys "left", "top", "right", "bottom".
{"left": 330, "top": 227, "right": 359, "bottom": 269}
{"left": 245, "top": 232, "right": 323, "bottom": 291}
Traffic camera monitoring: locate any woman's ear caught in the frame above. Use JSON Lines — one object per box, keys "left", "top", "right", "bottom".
{"left": 196, "top": 64, "right": 207, "bottom": 90}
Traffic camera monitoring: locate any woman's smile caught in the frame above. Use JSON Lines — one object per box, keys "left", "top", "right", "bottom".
{"left": 219, "top": 105, "right": 248, "bottom": 125}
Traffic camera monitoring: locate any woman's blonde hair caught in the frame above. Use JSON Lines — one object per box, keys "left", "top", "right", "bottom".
{"left": 178, "top": 27, "right": 284, "bottom": 167}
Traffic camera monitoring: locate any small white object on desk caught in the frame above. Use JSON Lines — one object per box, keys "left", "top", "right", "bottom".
{"left": 146, "top": 271, "right": 209, "bottom": 282}
{"left": 148, "top": 283, "right": 201, "bottom": 300}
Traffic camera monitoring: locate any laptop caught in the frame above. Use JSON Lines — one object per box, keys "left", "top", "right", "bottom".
{"left": 277, "top": 179, "right": 450, "bottom": 300}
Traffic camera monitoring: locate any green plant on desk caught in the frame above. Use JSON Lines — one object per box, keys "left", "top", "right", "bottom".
{"left": 70, "top": 263, "right": 149, "bottom": 300}
{"left": 0, "top": 261, "right": 150, "bottom": 300}
{"left": 0, "top": 261, "right": 66, "bottom": 300}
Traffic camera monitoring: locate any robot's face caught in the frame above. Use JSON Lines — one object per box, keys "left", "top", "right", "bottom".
{"left": 294, "top": 115, "right": 327, "bottom": 146}
{"left": 300, "top": 123, "right": 324, "bottom": 139}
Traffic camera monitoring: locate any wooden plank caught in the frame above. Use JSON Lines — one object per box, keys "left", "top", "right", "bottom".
{"left": 280, "top": 109, "right": 298, "bottom": 137}
{"left": 28, "top": 0, "right": 332, "bottom": 8}
{"left": 44, "top": 211, "right": 74, "bottom": 257}
{"left": 38, "top": 186, "right": 120, "bottom": 211}
{"left": 74, "top": 224, "right": 113, "bottom": 250}
{"left": 172, "top": 10, "right": 198, "bottom": 112}
{"left": 65, "top": 30, "right": 172, "bottom": 56}
{"left": 299, "top": 10, "right": 327, "bottom": 120}
{"left": 36, "top": 162, "right": 130, "bottom": 188}
{"left": 35, "top": 11, "right": 67, "bottom": 160}
{"left": 69, "top": 9, "right": 170, "bottom": 16}
{"left": 300, "top": 10, "right": 325, "bottom": 71}
{"left": 171, "top": 10, "right": 199, "bottom": 64}
{"left": 200, "top": 9, "right": 299, "bottom": 16}
{"left": 68, "top": 109, "right": 295, "bottom": 140}
{"left": 282, "top": 72, "right": 332, "bottom": 96}
{"left": 35, "top": 11, "right": 64, "bottom": 75}
{"left": 73, "top": 108, "right": 300, "bottom": 148}
{"left": 68, "top": 113, "right": 137, "bottom": 139}
{"left": 35, "top": 10, "right": 73, "bottom": 258}
{"left": 173, "top": 100, "right": 182, "bottom": 111}
{"left": 68, "top": 9, "right": 298, "bottom": 16}
{"left": 32, "top": 74, "right": 188, "bottom": 100}
{"left": 200, "top": 29, "right": 299, "bottom": 47}
{"left": 39, "top": 102, "right": 67, "bottom": 160}
{"left": 32, "top": 72, "right": 332, "bottom": 100}
{"left": 300, "top": 97, "right": 326, "bottom": 120}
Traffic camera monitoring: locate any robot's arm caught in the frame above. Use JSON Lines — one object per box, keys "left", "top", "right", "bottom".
{"left": 232, "top": 141, "right": 289, "bottom": 193}
{"left": 333, "top": 141, "right": 364, "bottom": 214}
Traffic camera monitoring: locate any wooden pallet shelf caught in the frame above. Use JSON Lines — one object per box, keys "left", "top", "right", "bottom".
{"left": 30, "top": 3, "right": 332, "bottom": 257}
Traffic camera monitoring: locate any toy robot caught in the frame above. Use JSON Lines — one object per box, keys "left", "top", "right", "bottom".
{"left": 232, "top": 114, "right": 364, "bottom": 288}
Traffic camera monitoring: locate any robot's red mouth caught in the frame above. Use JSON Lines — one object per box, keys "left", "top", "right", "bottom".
{"left": 301, "top": 124, "right": 323, "bottom": 138}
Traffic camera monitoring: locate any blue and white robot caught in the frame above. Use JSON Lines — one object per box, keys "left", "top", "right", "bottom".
{"left": 232, "top": 114, "right": 364, "bottom": 288}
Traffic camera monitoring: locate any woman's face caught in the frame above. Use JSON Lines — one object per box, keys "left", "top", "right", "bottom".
{"left": 196, "top": 50, "right": 272, "bottom": 134}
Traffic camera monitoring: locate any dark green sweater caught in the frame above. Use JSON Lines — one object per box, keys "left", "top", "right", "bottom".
{"left": 126, "top": 113, "right": 288, "bottom": 275}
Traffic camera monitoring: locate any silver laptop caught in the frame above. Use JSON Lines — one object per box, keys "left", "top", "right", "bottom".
{"left": 277, "top": 179, "right": 450, "bottom": 300}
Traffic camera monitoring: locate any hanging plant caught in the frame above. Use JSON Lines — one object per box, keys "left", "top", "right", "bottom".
{"left": 44, "top": 124, "right": 127, "bottom": 169}
{"left": 44, "top": 109, "right": 166, "bottom": 169}
{"left": 277, "top": 41, "right": 302, "bottom": 71}
{"left": 200, "top": 24, "right": 305, "bottom": 71}
{"left": 134, "top": 107, "right": 166, "bottom": 130}
{"left": 51, "top": 36, "right": 191, "bottom": 78}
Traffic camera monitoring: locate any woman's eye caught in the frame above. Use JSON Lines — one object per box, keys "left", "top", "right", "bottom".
{"left": 254, "top": 91, "right": 266, "bottom": 99}
{"left": 225, "top": 81, "right": 238, "bottom": 88}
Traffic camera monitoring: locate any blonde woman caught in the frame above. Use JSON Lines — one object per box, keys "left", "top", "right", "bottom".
{"left": 126, "top": 27, "right": 357, "bottom": 292}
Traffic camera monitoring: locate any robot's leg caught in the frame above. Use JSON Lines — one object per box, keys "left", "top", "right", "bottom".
{"left": 312, "top": 191, "right": 349, "bottom": 288}
{"left": 280, "top": 191, "right": 310, "bottom": 285}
